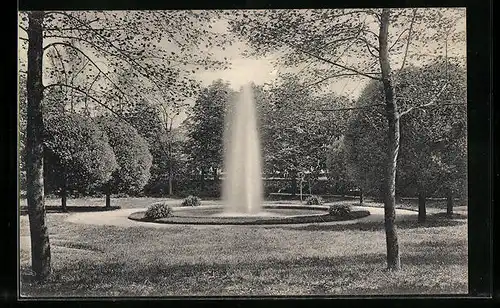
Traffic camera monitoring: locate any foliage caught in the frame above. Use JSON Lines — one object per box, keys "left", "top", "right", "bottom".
{"left": 259, "top": 74, "right": 351, "bottom": 189}
{"left": 305, "top": 195, "right": 324, "bottom": 205}
{"left": 121, "top": 99, "right": 187, "bottom": 195}
{"left": 18, "top": 9, "right": 237, "bottom": 282}
{"left": 344, "top": 60, "right": 466, "bottom": 198}
{"left": 185, "top": 79, "right": 234, "bottom": 178}
{"left": 181, "top": 195, "right": 201, "bottom": 207}
{"left": 96, "top": 116, "right": 153, "bottom": 194}
{"left": 19, "top": 10, "right": 234, "bottom": 114}
{"left": 144, "top": 202, "right": 173, "bottom": 220}
{"left": 228, "top": 9, "right": 465, "bottom": 91}
{"left": 43, "top": 112, "right": 118, "bottom": 195}
{"left": 326, "top": 136, "right": 357, "bottom": 194}
{"left": 227, "top": 7, "right": 465, "bottom": 270}
{"left": 396, "top": 60, "right": 467, "bottom": 198}
{"left": 328, "top": 204, "right": 352, "bottom": 216}
{"left": 343, "top": 82, "right": 387, "bottom": 198}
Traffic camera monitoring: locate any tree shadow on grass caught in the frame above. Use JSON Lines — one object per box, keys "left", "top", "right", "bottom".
{"left": 19, "top": 205, "right": 121, "bottom": 216}
{"left": 278, "top": 216, "right": 466, "bottom": 232}
{"left": 20, "top": 243, "right": 467, "bottom": 297}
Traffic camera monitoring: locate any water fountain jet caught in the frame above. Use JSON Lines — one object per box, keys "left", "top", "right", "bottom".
{"left": 221, "top": 84, "right": 266, "bottom": 217}
{"left": 129, "top": 83, "right": 370, "bottom": 224}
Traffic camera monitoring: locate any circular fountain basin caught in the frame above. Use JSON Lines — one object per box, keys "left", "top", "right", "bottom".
{"left": 128, "top": 205, "right": 370, "bottom": 225}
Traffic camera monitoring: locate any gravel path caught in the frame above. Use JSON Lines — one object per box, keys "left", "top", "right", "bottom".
{"left": 63, "top": 206, "right": 418, "bottom": 228}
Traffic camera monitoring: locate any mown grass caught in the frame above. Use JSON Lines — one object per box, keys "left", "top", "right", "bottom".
{"left": 19, "top": 199, "right": 467, "bottom": 297}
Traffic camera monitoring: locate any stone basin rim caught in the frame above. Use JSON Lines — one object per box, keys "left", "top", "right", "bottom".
{"left": 127, "top": 204, "right": 371, "bottom": 225}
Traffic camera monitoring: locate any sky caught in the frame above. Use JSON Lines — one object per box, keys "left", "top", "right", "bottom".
{"left": 18, "top": 9, "right": 466, "bottom": 127}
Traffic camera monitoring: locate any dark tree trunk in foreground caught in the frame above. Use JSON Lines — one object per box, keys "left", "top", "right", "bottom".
{"left": 359, "top": 188, "right": 364, "bottom": 204}
{"left": 418, "top": 188, "right": 427, "bottom": 223}
{"left": 61, "top": 189, "right": 67, "bottom": 212}
{"left": 290, "top": 170, "right": 298, "bottom": 196}
{"left": 168, "top": 170, "right": 173, "bottom": 196}
{"left": 60, "top": 172, "right": 68, "bottom": 212}
{"left": 200, "top": 169, "right": 206, "bottom": 190}
{"left": 379, "top": 8, "right": 401, "bottom": 271}
{"left": 167, "top": 139, "right": 173, "bottom": 196}
{"left": 105, "top": 183, "right": 111, "bottom": 208}
{"left": 26, "top": 11, "right": 51, "bottom": 281}
{"left": 446, "top": 188, "right": 453, "bottom": 217}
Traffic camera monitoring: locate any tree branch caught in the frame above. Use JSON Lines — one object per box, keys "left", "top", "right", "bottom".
{"left": 400, "top": 8, "right": 418, "bottom": 70}
{"left": 43, "top": 83, "right": 122, "bottom": 119}
{"left": 303, "top": 72, "right": 380, "bottom": 89}
{"left": 399, "top": 83, "right": 448, "bottom": 117}
{"left": 43, "top": 12, "right": 100, "bottom": 29}
{"left": 70, "top": 59, "right": 90, "bottom": 84}
{"left": 19, "top": 24, "right": 28, "bottom": 33}
{"left": 361, "top": 37, "right": 379, "bottom": 58}
{"left": 388, "top": 28, "right": 409, "bottom": 52}
{"left": 43, "top": 42, "right": 131, "bottom": 104}
{"left": 84, "top": 71, "right": 102, "bottom": 111}
{"left": 312, "top": 103, "right": 384, "bottom": 112}
{"left": 42, "top": 12, "right": 167, "bottom": 92}
{"left": 296, "top": 47, "right": 382, "bottom": 81}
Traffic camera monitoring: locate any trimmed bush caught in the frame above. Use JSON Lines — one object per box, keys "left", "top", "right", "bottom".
{"left": 144, "top": 202, "right": 173, "bottom": 220}
{"left": 305, "top": 195, "right": 324, "bottom": 205}
{"left": 329, "top": 204, "right": 352, "bottom": 216}
{"left": 182, "top": 195, "right": 201, "bottom": 207}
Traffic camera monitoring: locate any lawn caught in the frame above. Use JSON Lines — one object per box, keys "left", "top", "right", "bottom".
{"left": 19, "top": 197, "right": 468, "bottom": 297}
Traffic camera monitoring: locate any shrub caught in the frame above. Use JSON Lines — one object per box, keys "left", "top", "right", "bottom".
{"left": 305, "top": 195, "right": 324, "bottom": 205}
{"left": 144, "top": 202, "right": 173, "bottom": 220}
{"left": 181, "top": 195, "right": 201, "bottom": 207}
{"left": 329, "top": 204, "right": 352, "bottom": 216}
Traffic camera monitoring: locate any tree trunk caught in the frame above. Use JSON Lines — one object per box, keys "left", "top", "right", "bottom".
{"left": 446, "top": 188, "right": 453, "bottom": 217}
{"left": 60, "top": 171, "right": 68, "bottom": 212}
{"left": 61, "top": 184, "right": 67, "bottom": 213}
{"left": 26, "top": 11, "right": 51, "bottom": 281}
{"left": 200, "top": 169, "right": 206, "bottom": 190}
{"left": 168, "top": 158, "right": 173, "bottom": 196}
{"left": 299, "top": 178, "right": 303, "bottom": 203}
{"left": 379, "top": 8, "right": 401, "bottom": 271}
{"left": 167, "top": 136, "right": 173, "bottom": 196}
{"left": 168, "top": 174, "right": 173, "bottom": 196}
{"left": 105, "top": 183, "right": 111, "bottom": 208}
{"left": 359, "top": 188, "right": 364, "bottom": 204}
{"left": 290, "top": 170, "right": 297, "bottom": 196}
{"left": 418, "top": 188, "right": 426, "bottom": 223}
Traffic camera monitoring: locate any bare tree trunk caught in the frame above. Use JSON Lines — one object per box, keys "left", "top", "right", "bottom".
{"left": 61, "top": 174, "right": 68, "bottom": 213}
{"left": 418, "top": 187, "right": 426, "bottom": 223}
{"left": 446, "top": 188, "right": 453, "bottom": 217}
{"left": 290, "top": 170, "right": 297, "bottom": 196}
{"left": 200, "top": 169, "right": 206, "bottom": 190}
{"left": 168, "top": 172, "right": 173, "bottom": 196}
{"left": 379, "top": 8, "right": 401, "bottom": 271}
{"left": 167, "top": 131, "right": 173, "bottom": 196}
{"left": 359, "top": 188, "right": 364, "bottom": 204}
{"left": 299, "top": 178, "right": 303, "bottom": 203}
{"left": 105, "top": 183, "right": 111, "bottom": 208}
{"left": 26, "top": 11, "right": 51, "bottom": 281}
